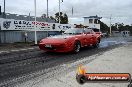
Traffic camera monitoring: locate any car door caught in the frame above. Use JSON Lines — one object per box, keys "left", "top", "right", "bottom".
{"left": 90, "top": 30, "right": 97, "bottom": 44}
{"left": 74, "top": 29, "right": 87, "bottom": 47}
{"left": 78, "top": 29, "right": 87, "bottom": 47}
{"left": 84, "top": 29, "right": 92, "bottom": 45}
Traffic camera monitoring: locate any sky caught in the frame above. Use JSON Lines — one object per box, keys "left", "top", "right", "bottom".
{"left": 0, "top": 0, "right": 132, "bottom": 25}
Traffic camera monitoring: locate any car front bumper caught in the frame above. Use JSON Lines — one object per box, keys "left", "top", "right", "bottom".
{"left": 39, "top": 43, "right": 73, "bottom": 52}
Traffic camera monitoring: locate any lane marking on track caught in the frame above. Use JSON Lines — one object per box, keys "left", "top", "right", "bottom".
{"left": 27, "top": 48, "right": 35, "bottom": 50}
{"left": 0, "top": 47, "right": 37, "bottom": 54}
{"left": 11, "top": 50, "right": 19, "bottom": 52}
{"left": 0, "top": 51, "right": 10, "bottom": 54}
{"left": 20, "top": 49, "right": 27, "bottom": 51}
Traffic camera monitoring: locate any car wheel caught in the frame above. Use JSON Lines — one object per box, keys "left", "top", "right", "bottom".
{"left": 73, "top": 41, "right": 81, "bottom": 53}
{"left": 93, "top": 39, "right": 99, "bottom": 48}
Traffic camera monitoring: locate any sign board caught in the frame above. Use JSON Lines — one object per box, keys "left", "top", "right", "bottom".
{"left": 0, "top": 18, "right": 71, "bottom": 31}
{"left": 88, "top": 24, "right": 100, "bottom": 29}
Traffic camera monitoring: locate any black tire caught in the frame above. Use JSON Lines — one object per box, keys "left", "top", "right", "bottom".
{"left": 73, "top": 41, "right": 81, "bottom": 53}
{"left": 93, "top": 39, "right": 100, "bottom": 48}
{"left": 76, "top": 74, "right": 86, "bottom": 84}
{"left": 45, "top": 51, "right": 53, "bottom": 54}
{"left": 128, "top": 83, "right": 132, "bottom": 87}
{"left": 45, "top": 51, "right": 50, "bottom": 54}
{"left": 128, "top": 80, "right": 132, "bottom": 87}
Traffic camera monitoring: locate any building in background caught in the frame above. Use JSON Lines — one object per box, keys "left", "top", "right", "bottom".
{"left": 83, "top": 15, "right": 102, "bottom": 29}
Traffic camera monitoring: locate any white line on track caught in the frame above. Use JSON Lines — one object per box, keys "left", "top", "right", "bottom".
{"left": 19, "top": 49, "right": 27, "bottom": 51}
{"left": 10, "top": 50, "right": 19, "bottom": 52}
{"left": 0, "top": 51, "right": 10, "bottom": 54}
{"left": 0, "top": 47, "right": 36, "bottom": 54}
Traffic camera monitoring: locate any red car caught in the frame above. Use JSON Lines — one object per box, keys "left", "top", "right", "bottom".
{"left": 39, "top": 28, "right": 101, "bottom": 53}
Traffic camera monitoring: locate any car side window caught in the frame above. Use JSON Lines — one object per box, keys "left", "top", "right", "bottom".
{"left": 91, "top": 30, "right": 94, "bottom": 34}
{"left": 84, "top": 29, "right": 91, "bottom": 34}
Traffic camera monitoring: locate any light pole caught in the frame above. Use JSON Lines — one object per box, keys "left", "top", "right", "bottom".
{"left": 59, "top": 0, "right": 60, "bottom": 24}
{"left": 28, "top": 13, "right": 31, "bottom": 21}
{"left": 3, "top": 0, "right": 6, "bottom": 43}
{"left": 4, "top": 0, "right": 5, "bottom": 18}
{"left": 47, "top": 0, "right": 48, "bottom": 20}
{"left": 4, "top": 0, "right": 5, "bottom": 12}
{"left": 46, "top": 0, "right": 49, "bottom": 37}
{"left": 110, "top": 14, "right": 112, "bottom": 36}
{"left": 34, "top": 0, "right": 37, "bottom": 45}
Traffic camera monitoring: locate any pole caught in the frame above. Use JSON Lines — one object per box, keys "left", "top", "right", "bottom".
{"left": 0, "top": 6, "right": 1, "bottom": 43}
{"left": 4, "top": 0, "right": 5, "bottom": 18}
{"left": 46, "top": 0, "right": 49, "bottom": 37}
{"left": 110, "top": 14, "right": 112, "bottom": 36}
{"left": 72, "top": 6, "right": 73, "bottom": 16}
{"left": 59, "top": 0, "right": 60, "bottom": 24}
{"left": 3, "top": 0, "right": 6, "bottom": 43}
{"left": 47, "top": 0, "right": 48, "bottom": 20}
{"left": 29, "top": 13, "right": 30, "bottom": 21}
{"left": 34, "top": 0, "right": 37, "bottom": 44}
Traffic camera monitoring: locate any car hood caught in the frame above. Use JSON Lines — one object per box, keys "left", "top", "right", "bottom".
{"left": 40, "top": 35, "right": 74, "bottom": 44}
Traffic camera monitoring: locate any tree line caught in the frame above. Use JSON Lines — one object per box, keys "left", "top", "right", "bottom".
{"left": 41, "top": 12, "right": 68, "bottom": 24}
{"left": 99, "top": 21, "right": 132, "bottom": 35}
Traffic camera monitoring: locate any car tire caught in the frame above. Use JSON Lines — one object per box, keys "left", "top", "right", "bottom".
{"left": 93, "top": 39, "right": 100, "bottom": 48}
{"left": 45, "top": 51, "right": 50, "bottom": 54}
{"left": 73, "top": 41, "right": 81, "bottom": 53}
{"left": 128, "top": 83, "right": 132, "bottom": 87}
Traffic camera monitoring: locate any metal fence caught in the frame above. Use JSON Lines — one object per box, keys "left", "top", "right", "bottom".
{"left": 0, "top": 30, "right": 61, "bottom": 43}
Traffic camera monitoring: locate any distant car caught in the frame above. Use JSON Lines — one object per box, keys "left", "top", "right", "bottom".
{"left": 39, "top": 28, "right": 101, "bottom": 53}
{"left": 101, "top": 33, "right": 107, "bottom": 37}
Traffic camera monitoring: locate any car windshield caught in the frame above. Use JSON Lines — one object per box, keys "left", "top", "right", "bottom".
{"left": 88, "top": 28, "right": 100, "bottom": 32}
{"left": 64, "top": 28, "right": 84, "bottom": 35}
{"left": 93, "top": 29, "right": 100, "bottom": 32}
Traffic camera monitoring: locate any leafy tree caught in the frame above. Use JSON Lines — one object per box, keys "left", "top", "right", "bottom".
{"left": 99, "top": 20, "right": 109, "bottom": 33}
{"left": 117, "top": 23, "right": 124, "bottom": 31}
{"left": 111, "top": 24, "right": 117, "bottom": 31}
{"left": 50, "top": 16, "right": 56, "bottom": 21}
{"left": 55, "top": 12, "right": 68, "bottom": 24}
{"left": 41, "top": 14, "right": 46, "bottom": 19}
{"left": 55, "top": 12, "right": 63, "bottom": 23}
{"left": 62, "top": 13, "right": 68, "bottom": 24}
{"left": 111, "top": 23, "right": 132, "bottom": 35}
